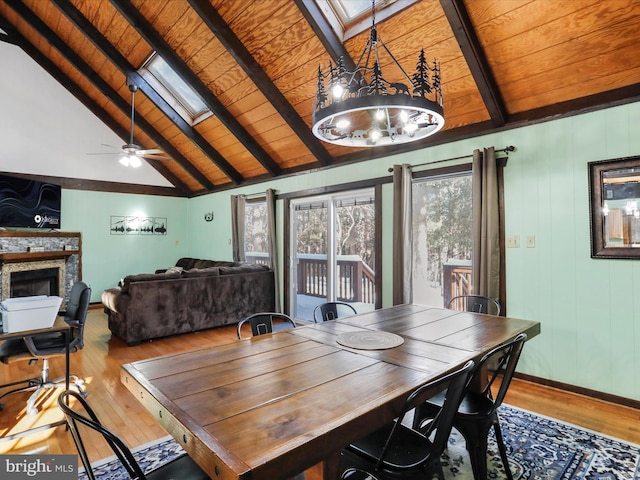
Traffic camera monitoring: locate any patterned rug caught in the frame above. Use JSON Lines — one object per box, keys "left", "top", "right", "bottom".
{"left": 79, "top": 404, "right": 640, "bottom": 479}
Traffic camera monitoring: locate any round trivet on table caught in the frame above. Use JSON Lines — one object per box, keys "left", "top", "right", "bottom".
{"left": 336, "top": 331, "right": 404, "bottom": 350}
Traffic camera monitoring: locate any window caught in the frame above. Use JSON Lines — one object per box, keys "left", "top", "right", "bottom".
{"left": 289, "top": 189, "right": 376, "bottom": 321}
{"left": 243, "top": 199, "right": 270, "bottom": 266}
{"left": 412, "top": 168, "right": 473, "bottom": 307}
{"left": 317, "top": 0, "right": 418, "bottom": 40}
{"left": 138, "top": 53, "right": 212, "bottom": 126}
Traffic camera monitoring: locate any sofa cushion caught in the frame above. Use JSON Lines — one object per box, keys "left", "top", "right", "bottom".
{"left": 218, "top": 264, "right": 270, "bottom": 275}
{"left": 120, "top": 271, "right": 182, "bottom": 294}
{"left": 183, "top": 267, "right": 221, "bottom": 278}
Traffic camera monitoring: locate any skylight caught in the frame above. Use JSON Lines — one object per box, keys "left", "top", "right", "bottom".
{"left": 139, "top": 53, "right": 212, "bottom": 126}
{"left": 319, "top": 0, "right": 417, "bottom": 40}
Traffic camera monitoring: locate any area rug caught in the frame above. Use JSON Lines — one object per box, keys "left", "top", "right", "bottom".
{"left": 79, "top": 404, "right": 640, "bottom": 479}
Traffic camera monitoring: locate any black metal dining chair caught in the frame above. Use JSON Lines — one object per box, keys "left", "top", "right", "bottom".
{"left": 313, "top": 301, "right": 357, "bottom": 322}
{"left": 237, "top": 312, "right": 297, "bottom": 339}
{"left": 448, "top": 294, "right": 501, "bottom": 315}
{"left": 58, "top": 390, "right": 211, "bottom": 480}
{"left": 339, "top": 360, "right": 474, "bottom": 480}
{"left": 412, "top": 333, "right": 527, "bottom": 480}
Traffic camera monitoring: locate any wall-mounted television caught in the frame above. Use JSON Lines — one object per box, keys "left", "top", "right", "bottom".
{"left": 0, "top": 174, "right": 61, "bottom": 229}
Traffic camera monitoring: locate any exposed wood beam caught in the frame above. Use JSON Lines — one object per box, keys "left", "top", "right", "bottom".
{"left": 0, "top": 14, "right": 189, "bottom": 195}
{"left": 439, "top": 0, "right": 507, "bottom": 127}
{"left": 48, "top": 0, "right": 244, "bottom": 185}
{"left": 5, "top": 1, "right": 215, "bottom": 192}
{"left": 0, "top": 17, "right": 20, "bottom": 45}
{"left": 4, "top": 171, "right": 188, "bottom": 197}
{"left": 110, "top": 0, "right": 283, "bottom": 177}
{"left": 188, "top": 0, "right": 332, "bottom": 167}
{"left": 293, "top": 0, "right": 357, "bottom": 71}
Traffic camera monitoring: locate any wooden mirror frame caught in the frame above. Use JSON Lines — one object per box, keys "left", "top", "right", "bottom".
{"left": 589, "top": 155, "right": 640, "bottom": 259}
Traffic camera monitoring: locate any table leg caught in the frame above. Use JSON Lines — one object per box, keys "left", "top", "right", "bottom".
{"left": 65, "top": 327, "right": 70, "bottom": 391}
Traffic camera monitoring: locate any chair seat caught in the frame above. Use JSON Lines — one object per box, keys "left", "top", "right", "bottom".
{"left": 420, "top": 390, "right": 496, "bottom": 419}
{"left": 347, "top": 422, "right": 436, "bottom": 470}
{"left": 145, "top": 453, "right": 210, "bottom": 480}
{"left": 0, "top": 338, "right": 34, "bottom": 363}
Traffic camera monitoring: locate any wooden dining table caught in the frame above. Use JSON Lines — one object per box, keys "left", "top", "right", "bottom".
{"left": 121, "top": 303, "right": 540, "bottom": 480}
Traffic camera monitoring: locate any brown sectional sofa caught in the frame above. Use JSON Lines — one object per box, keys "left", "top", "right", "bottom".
{"left": 101, "top": 258, "right": 275, "bottom": 345}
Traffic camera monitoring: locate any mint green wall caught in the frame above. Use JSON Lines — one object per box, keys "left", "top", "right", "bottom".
{"left": 60, "top": 102, "right": 640, "bottom": 400}
{"left": 185, "top": 102, "right": 640, "bottom": 401}
{"left": 61, "top": 190, "right": 189, "bottom": 303}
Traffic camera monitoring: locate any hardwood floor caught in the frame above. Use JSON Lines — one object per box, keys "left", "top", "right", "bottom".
{"left": 1, "top": 308, "right": 638, "bottom": 466}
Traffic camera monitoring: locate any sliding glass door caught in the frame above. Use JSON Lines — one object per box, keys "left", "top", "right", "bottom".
{"left": 289, "top": 189, "right": 376, "bottom": 322}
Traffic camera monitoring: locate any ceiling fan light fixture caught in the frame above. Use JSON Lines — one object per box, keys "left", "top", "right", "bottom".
{"left": 129, "top": 155, "right": 142, "bottom": 168}
{"left": 312, "top": 0, "right": 444, "bottom": 147}
{"left": 119, "top": 155, "right": 130, "bottom": 167}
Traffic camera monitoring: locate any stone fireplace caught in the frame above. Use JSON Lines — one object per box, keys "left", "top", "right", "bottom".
{"left": 0, "top": 231, "right": 82, "bottom": 302}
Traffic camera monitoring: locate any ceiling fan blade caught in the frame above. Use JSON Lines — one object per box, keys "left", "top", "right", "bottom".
{"left": 137, "top": 148, "right": 165, "bottom": 155}
{"left": 86, "top": 152, "right": 120, "bottom": 156}
{"left": 140, "top": 154, "right": 171, "bottom": 162}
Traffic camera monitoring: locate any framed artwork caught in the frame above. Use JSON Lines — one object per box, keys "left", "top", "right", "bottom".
{"left": 140, "top": 217, "right": 154, "bottom": 235}
{"left": 110, "top": 216, "right": 125, "bottom": 234}
{"left": 126, "top": 216, "right": 140, "bottom": 234}
{"left": 153, "top": 217, "right": 167, "bottom": 235}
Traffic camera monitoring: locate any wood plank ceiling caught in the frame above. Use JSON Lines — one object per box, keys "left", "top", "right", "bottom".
{"left": 1, "top": 0, "right": 639, "bottom": 197}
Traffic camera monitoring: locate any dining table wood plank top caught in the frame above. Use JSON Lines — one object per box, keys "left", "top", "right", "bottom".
{"left": 121, "top": 304, "right": 540, "bottom": 480}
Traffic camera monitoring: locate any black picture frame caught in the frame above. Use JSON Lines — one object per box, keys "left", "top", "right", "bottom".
{"left": 589, "top": 155, "right": 640, "bottom": 259}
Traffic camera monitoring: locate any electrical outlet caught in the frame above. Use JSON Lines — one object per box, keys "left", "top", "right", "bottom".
{"left": 506, "top": 235, "right": 520, "bottom": 248}
{"left": 526, "top": 235, "right": 535, "bottom": 248}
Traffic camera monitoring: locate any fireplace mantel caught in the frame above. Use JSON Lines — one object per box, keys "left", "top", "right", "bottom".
{"left": 0, "top": 250, "right": 79, "bottom": 264}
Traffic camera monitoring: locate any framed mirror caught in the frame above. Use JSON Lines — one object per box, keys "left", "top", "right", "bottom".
{"left": 589, "top": 155, "right": 640, "bottom": 258}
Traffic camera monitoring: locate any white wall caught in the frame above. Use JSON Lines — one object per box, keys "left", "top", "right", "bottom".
{"left": 0, "top": 41, "right": 171, "bottom": 187}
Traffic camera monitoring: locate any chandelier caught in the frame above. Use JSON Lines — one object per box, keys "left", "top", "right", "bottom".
{"left": 312, "top": 1, "right": 444, "bottom": 147}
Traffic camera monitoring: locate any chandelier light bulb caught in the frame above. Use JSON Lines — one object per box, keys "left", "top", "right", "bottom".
{"left": 375, "top": 109, "right": 385, "bottom": 121}
{"left": 332, "top": 84, "right": 344, "bottom": 98}
{"left": 405, "top": 122, "right": 418, "bottom": 134}
{"left": 336, "top": 118, "right": 351, "bottom": 129}
{"left": 400, "top": 110, "right": 409, "bottom": 123}
{"left": 370, "top": 128, "right": 381, "bottom": 142}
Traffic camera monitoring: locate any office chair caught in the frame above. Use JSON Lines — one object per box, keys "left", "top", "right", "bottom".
{"left": 237, "top": 312, "right": 297, "bottom": 339}
{"left": 313, "top": 301, "right": 357, "bottom": 323}
{"left": 448, "top": 295, "right": 501, "bottom": 315}
{"left": 58, "top": 390, "right": 210, "bottom": 480}
{"left": 339, "top": 360, "right": 474, "bottom": 480}
{"left": 412, "top": 333, "right": 527, "bottom": 480}
{"left": 0, "top": 281, "right": 91, "bottom": 415}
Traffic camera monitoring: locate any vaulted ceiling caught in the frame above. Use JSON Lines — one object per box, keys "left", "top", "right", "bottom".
{"left": 1, "top": 0, "right": 639, "bottom": 197}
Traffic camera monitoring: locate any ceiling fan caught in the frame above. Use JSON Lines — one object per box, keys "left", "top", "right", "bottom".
{"left": 89, "top": 78, "right": 170, "bottom": 168}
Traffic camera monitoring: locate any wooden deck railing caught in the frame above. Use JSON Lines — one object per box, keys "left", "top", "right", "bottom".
{"left": 442, "top": 260, "right": 472, "bottom": 306}
{"left": 246, "top": 253, "right": 375, "bottom": 303}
